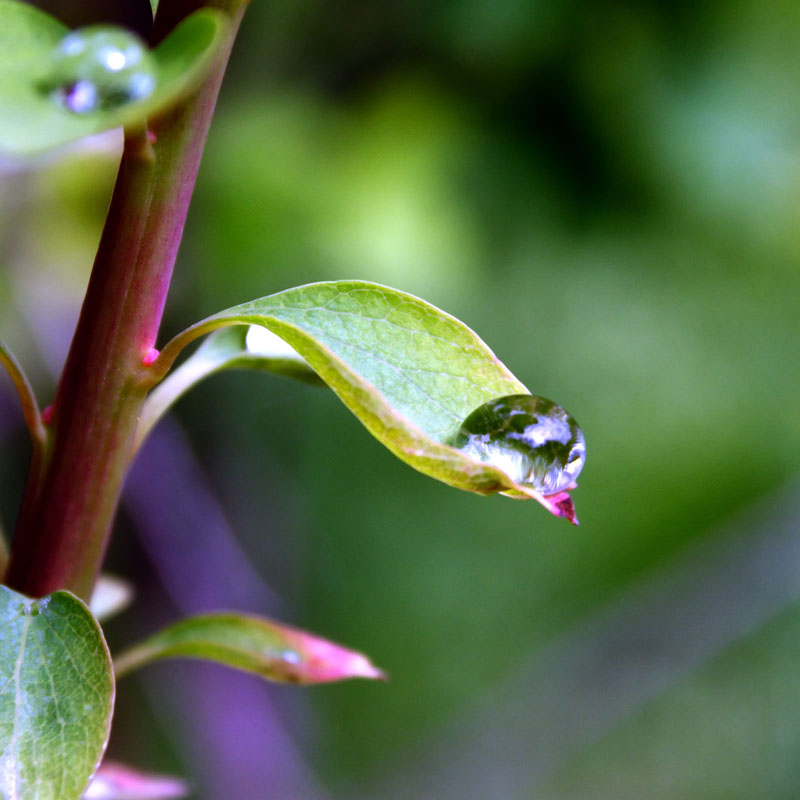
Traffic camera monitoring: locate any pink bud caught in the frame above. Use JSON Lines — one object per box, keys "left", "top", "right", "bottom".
{"left": 85, "top": 761, "right": 187, "bottom": 799}
{"left": 141, "top": 347, "right": 160, "bottom": 367}
{"left": 289, "top": 632, "right": 388, "bottom": 683}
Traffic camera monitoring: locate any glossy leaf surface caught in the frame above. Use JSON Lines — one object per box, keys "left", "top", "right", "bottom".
{"left": 0, "top": 2, "right": 228, "bottom": 156}
{"left": 114, "top": 612, "right": 385, "bottom": 685}
{"left": 0, "top": 586, "right": 115, "bottom": 800}
{"left": 159, "top": 281, "right": 578, "bottom": 520}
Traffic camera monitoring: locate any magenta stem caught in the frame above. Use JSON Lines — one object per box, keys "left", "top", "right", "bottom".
{"left": 5, "top": 0, "right": 248, "bottom": 599}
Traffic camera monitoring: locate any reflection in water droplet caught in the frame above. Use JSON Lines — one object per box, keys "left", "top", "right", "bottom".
{"left": 454, "top": 394, "right": 585, "bottom": 495}
{"left": 41, "top": 26, "right": 156, "bottom": 114}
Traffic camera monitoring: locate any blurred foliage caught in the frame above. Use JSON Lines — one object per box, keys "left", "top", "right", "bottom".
{"left": 3, "top": 0, "right": 800, "bottom": 797}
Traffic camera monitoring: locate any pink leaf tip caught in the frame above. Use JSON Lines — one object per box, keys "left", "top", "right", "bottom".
{"left": 85, "top": 761, "right": 188, "bottom": 799}
{"left": 541, "top": 491, "right": 579, "bottom": 525}
{"left": 41, "top": 404, "right": 54, "bottom": 425}
{"left": 288, "top": 631, "right": 387, "bottom": 684}
{"left": 511, "top": 485, "right": 580, "bottom": 525}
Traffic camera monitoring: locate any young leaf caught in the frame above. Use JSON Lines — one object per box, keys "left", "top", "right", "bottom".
{"left": 0, "top": 586, "right": 115, "bottom": 800}
{"left": 156, "top": 281, "right": 579, "bottom": 522}
{"left": 0, "top": 2, "right": 229, "bottom": 156}
{"left": 0, "top": 336, "right": 47, "bottom": 452}
{"left": 134, "top": 325, "right": 322, "bottom": 454}
{"left": 113, "top": 612, "right": 385, "bottom": 685}
{"left": 84, "top": 761, "right": 187, "bottom": 799}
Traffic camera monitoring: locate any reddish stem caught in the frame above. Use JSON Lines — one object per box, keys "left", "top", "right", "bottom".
{"left": 5, "top": 1, "right": 247, "bottom": 599}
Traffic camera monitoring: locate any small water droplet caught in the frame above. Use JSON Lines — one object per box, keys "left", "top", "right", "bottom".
{"left": 41, "top": 26, "right": 156, "bottom": 114}
{"left": 454, "top": 394, "right": 585, "bottom": 495}
{"left": 28, "top": 597, "right": 50, "bottom": 616}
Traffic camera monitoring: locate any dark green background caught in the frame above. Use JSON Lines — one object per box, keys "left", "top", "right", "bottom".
{"left": 2, "top": 1, "right": 800, "bottom": 797}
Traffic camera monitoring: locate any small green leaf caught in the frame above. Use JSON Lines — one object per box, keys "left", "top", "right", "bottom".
{"left": 0, "top": 586, "right": 115, "bottom": 800}
{"left": 158, "top": 281, "right": 578, "bottom": 521}
{"left": 134, "top": 325, "right": 322, "bottom": 454}
{"left": 0, "top": 2, "right": 228, "bottom": 156}
{"left": 0, "top": 336, "right": 47, "bottom": 452}
{"left": 114, "top": 612, "right": 385, "bottom": 685}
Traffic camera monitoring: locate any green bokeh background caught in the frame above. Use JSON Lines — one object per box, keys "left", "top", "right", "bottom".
{"left": 2, "top": 1, "right": 800, "bottom": 797}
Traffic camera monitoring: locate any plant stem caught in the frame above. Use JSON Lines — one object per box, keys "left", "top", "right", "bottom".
{"left": 5, "top": 0, "right": 248, "bottom": 600}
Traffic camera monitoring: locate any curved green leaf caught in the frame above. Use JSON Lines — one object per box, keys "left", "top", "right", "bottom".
{"left": 114, "top": 612, "right": 385, "bottom": 685}
{"left": 0, "top": 2, "right": 228, "bottom": 156}
{"left": 1, "top": 329, "right": 46, "bottom": 453}
{"left": 0, "top": 586, "right": 115, "bottom": 800}
{"left": 157, "top": 281, "right": 578, "bottom": 521}
{"left": 134, "top": 325, "right": 322, "bottom": 454}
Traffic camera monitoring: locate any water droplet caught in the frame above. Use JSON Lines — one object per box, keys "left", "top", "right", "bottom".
{"left": 41, "top": 26, "right": 156, "bottom": 114}
{"left": 28, "top": 597, "right": 50, "bottom": 616}
{"left": 454, "top": 394, "right": 585, "bottom": 495}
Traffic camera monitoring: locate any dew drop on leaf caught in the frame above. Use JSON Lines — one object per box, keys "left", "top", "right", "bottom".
{"left": 454, "top": 394, "right": 586, "bottom": 495}
{"left": 41, "top": 26, "right": 156, "bottom": 114}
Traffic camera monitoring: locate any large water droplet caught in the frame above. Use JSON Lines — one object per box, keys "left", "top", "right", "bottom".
{"left": 454, "top": 394, "right": 585, "bottom": 495}
{"left": 42, "top": 26, "right": 156, "bottom": 114}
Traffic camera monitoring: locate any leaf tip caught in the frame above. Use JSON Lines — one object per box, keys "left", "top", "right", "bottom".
{"left": 542, "top": 491, "right": 579, "bottom": 525}
{"left": 510, "top": 485, "right": 579, "bottom": 524}
{"left": 296, "top": 635, "right": 386, "bottom": 684}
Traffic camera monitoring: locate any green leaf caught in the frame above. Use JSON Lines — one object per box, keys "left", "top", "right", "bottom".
{"left": 114, "top": 612, "right": 385, "bottom": 685}
{"left": 0, "top": 2, "right": 228, "bottom": 156}
{"left": 158, "top": 281, "right": 578, "bottom": 521}
{"left": 0, "top": 586, "right": 115, "bottom": 800}
{"left": 134, "top": 325, "right": 322, "bottom": 454}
